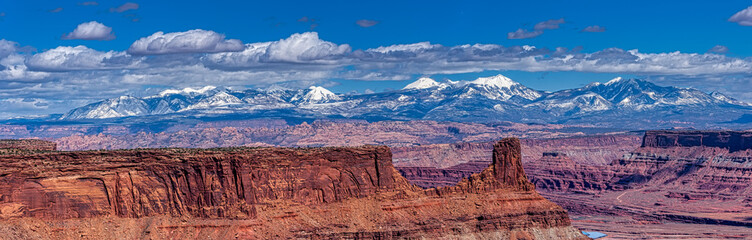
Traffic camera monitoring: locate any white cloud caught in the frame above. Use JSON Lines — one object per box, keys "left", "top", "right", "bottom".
{"left": 507, "top": 29, "right": 543, "bottom": 39}
{"left": 26, "top": 46, "right": 138, "bottom": 71}
{"left": 203, "top": 42, "right": 272, "bottom": 68}
{"left": 708, "top": 45, "right": 729, "bottom": 54}
{"left": 366, "top": 42, "right": 439, "bottom": 54}
{"left": 0, "top": 39, "right": 19, "bottom": 58}
{"left": 204, "top": 32, "right": 350, "bottom": 68}
{"left": 0, "top": 54, "right": 50, "bottom": 80}
{"left": 0, "top": 40, "right": 49, "bottom": 81}
{"left": 128, "top": 29, "right": 244, "bottom": 55}
{"left": 62, "top": 21, "right": 115, "bottom": 40}
{"left": 729, "top": 6, "right": 752, "bottom": 26}
{"left": 264, "top": 32, "right": 350, "bottom": 62}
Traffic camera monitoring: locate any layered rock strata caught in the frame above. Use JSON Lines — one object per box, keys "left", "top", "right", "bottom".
{"left": 0, "top": 139, "right": 57, "bottom": 151}
{"left": 0, "top": 138, "right": 586, "bottom": 239}
{"left": 642, "top": 130, "right": 752, "bottom": 151}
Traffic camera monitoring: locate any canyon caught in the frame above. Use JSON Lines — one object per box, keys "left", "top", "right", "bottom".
{"left": 394, "top": 131, "right": 752, "bottom": 239}
{"left": 4, "top": 118, "right": 752, "bottom": 238}
{"left": 0, "top": 138, "right": 586, "bottom": 239}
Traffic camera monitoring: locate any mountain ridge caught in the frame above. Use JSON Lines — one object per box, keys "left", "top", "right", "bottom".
{"left": 56, "top": 74, "right": 752, "bottom": 128}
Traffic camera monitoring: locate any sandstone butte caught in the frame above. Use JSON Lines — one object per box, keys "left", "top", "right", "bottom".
{"left": 0, "top": 138, "right": 587, "bottom": 240}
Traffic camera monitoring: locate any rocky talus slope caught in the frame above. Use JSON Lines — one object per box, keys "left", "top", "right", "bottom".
{"left": 0, "top": 138, "right": 586, "bottom": 239}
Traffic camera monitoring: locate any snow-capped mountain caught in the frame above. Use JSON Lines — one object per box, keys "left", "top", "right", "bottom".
{"left": 403, "top": 77, "right": 447, "bottom": 90}
{"left": 459, "top": 75, "right": 542, "bottom": 101}
{"left": 58, "top": 75, "right": 752, "bottom": 128}
{"left": 292, "top": 86, "right": 342, "bottom": 104}
{"left": 528, "top": 77, "right": 730, "bottom": 115}
{"left": 61, "top": 96, "right": 150, "bottom": 119}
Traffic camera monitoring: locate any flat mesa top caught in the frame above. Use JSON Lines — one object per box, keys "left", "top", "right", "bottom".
{"left": 0, "top": 143, "right": 389, "bottom": 157}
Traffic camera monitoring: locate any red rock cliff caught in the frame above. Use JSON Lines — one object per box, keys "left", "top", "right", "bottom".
{"left": 642, "top": 130, "right": 752, "bottom": 152}
{"left": 0, "top": 139, "right": 586, "bottom": 239}
{"left": 0, "top": 146, "right": 396, "bottom": 219}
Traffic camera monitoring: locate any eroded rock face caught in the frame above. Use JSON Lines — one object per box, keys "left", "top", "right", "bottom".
{"left": 395, "top": 135, "right": 640, "bottom": 190}
{"left": 0, "top": 147, "right": 396, "bottom": 220}
{"left": 643, "top": 130, "right": 752, "bottom": 152}
{"left": 493, "top": 138, "right": 534, "bottom": 191}
{"left": 0, "top": 138, "right": 586, "bottom": 240}
{"left": 524, "top": 152, "right": 619, "bottom": 193}
{"left": 394, "top": 131, "right": 752, "bottom": 238}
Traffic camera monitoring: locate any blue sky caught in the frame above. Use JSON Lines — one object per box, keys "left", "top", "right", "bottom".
{"left": 1, "top": 0, "right": 752, "bottom": 118}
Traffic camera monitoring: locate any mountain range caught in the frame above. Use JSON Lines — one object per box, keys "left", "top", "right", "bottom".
{"left": 57, "top": 75, "right": 752, "bottom": 129}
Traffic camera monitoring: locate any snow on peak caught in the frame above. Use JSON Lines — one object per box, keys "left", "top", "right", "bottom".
{"left": 470, "top": 74, "right": 518, "bottom": 88}
{"left": 403, "top": 77, "right": 442, "bottom": 90}
{"left": 711, "top": 91, "right": 732, "bottom": 100}
{"left": 604, "top": 77, "right": 624, "bottom": 85}
{"left": 303, "top": 86, "right": 341, "bottom": 102}
{"left": 159, "top": 86, "right": 217, "bottom": 96}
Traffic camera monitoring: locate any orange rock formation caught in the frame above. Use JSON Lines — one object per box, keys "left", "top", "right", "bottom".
{"left": 0, "top": 138, "right": 586, "bottom": 239}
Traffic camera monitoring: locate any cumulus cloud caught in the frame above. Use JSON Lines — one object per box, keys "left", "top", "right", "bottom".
{"left": 49, "top": 7, "right": 63, "bottom": 13}
{"left": 26, "top": 46, "right": 138, "bottom": 71}
{"left": 0, "top": 54, "right": 50, "bottom": 80}
{"left": 356, "top": 19, "right": 379, "bottom": 27}
{"left": 729, "top": 6, "right": 752, "bottom": 26}
{"left": 708, "top": 45, "right": 729, "bottom": 54}
{"left": 0, "top": 40, "right": 49, "bottom": 81}
{"left": 204, "top": 32, "right": 350, "bottom": 68}
{"left": 534, "top": 18, "right": 565, "bottom": 30}
{"left": 78, "top": 1, "right": 99, "bottom": 6}
{"left": 62, "top": 21, "right": 115, "bottom": 41}
{"left": 507, "top": 29, "right": 543, "bottom": 39}
{"left": 111, "top": 2, "right": 139, "bottom": 13}
{"left": 265, "top": 32, "right": 350, "bottom": 62}
{"left": 128, "top": 29, "right": 244, "bottom": 55}
{"left": 0, "top": 39, "right": 19, "bottom": 58}
{"left": 582, "top": 25, "right": 606, "bottom": 32}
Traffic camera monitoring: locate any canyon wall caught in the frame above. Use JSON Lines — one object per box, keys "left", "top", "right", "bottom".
{"left": 395, "top": 134, "right": 640, "bottom": 189}
{"left": 395, "top": 131, "right": 752, "bottom": 238}
{"left": 642, "top": 130, "right": 752, "bottom": 152}
{"left": 0, "top": 138, "right": 586, "bottom": 239}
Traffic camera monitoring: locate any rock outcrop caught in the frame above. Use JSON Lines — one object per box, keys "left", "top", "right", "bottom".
{"left": 0, "top": 138, "right": 586, "bottom": 239}
{"left": 642, "top": 130, "right": 752, "bottom": 152}
{"left": 492, "top": 138, "right": 534, "bottom": 190}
